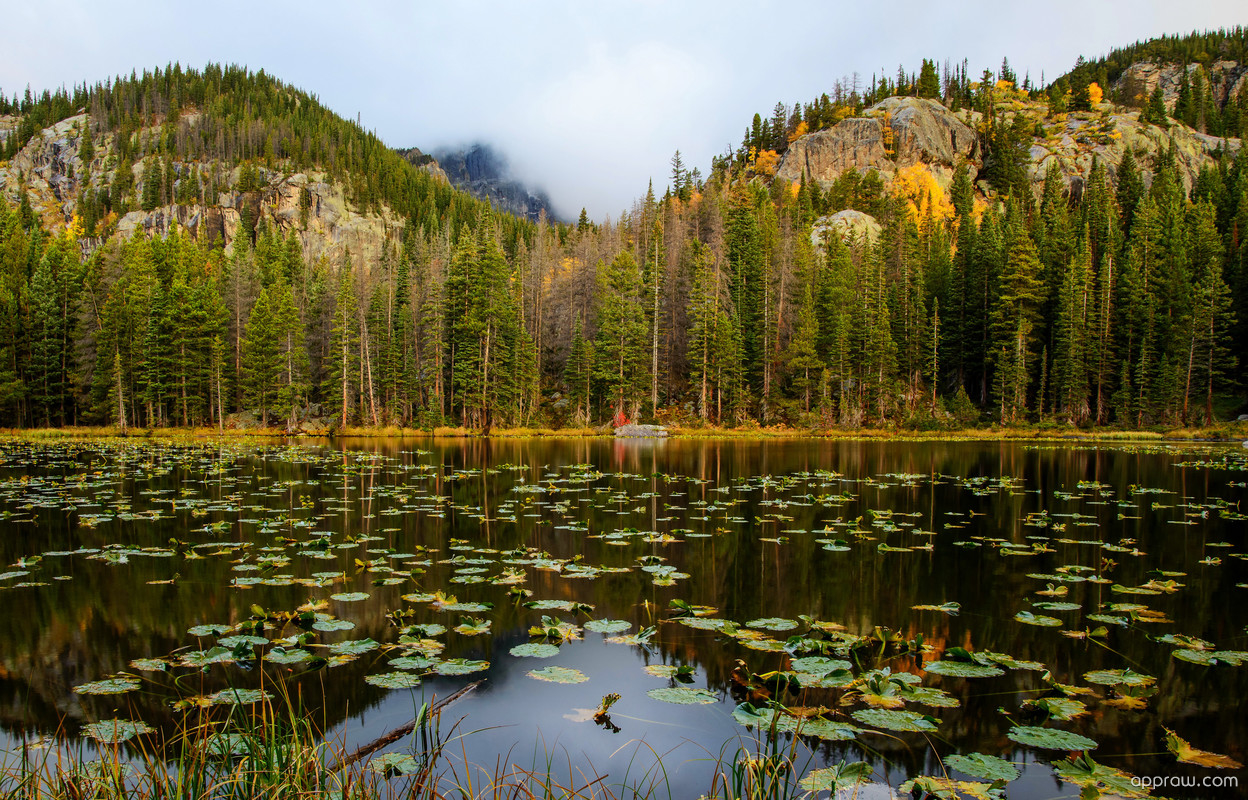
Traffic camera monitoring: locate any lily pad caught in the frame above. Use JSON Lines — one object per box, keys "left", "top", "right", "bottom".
{"left": 1007, "top": 725, "right": 1098, "bottom": 750}
{"left": 389, "top": 655, "right": 437, "bottom": 670}
{"left": 330, "top": 592, "right": 370, "bottom": 602}
{"left": 369, "top": 752, "right": 421, "bottom": 776}
{"left": 1052, "top": 753, "right": 1148, "bottom": 798}
{"left": 328, "top": 638, "right": 379, "bottom": 656}
{"left": 1163, "top": 726, "right": 1243, "bottom": 768}
{"left": 81, "top": 718, "right": 153, "bottom": 744}
{"left": 899, "top": 777, "right": 998, "bottom": 800}
{"left": 745, "top": 617, "right": 798, "bottom": 631}
{"left": 187, "top": 624, "right": 231, "bottom": 637}
{"left": 74, "top": 678, "right": 141, "bottom": 696}
{"left": 180, "top": 647, "right": 237, "bottom": 667}
{"left": 435, "top": 658, "right": 489, "bottom": 676}
{"left": 1025, "top": 696, "right": 1088, "bottom": 721}
{"left": 902, "top": 686, "right": 961, "bottom": 708}
{"left": 509, "top": 643, "right": 560, "bottom": 658}
{"left": 365, "top": 672, "right": 423, "bottom": 689}
{"left": 528, "top": 666, "right": 588, "bottom": 684}
{"left": 852, "top": 708, "right": 940, "bottom": 732}
{"left": 647, "top": 687, "right": 717, "bottom": 705}
{"left": 526, "top": 599, "right": 585, "bottom": 611}
{"left": 264, "top": 648, "right": 312, "bottom": 664}
{"left": 1032, "top": 601, "right": 1081, "bottom": 611}
{"left": 1083, "top": 669, "right": 1156, "bottom": 687}
{"left": 944, "top": 753, "right": 1019, "bottom": 782}
{"left": 584, "top": 619, "right": 632, "bottom": 634}
{"left": 1014, "top": 611, "right": 1063, "bottom": 627}
{"left": 924, "top": 661, "right": 1004, "bottom": 678}
{"left": 790, "top": 656, "right": 852, "bottom": 674}
{"left": 799, "top": 761, "right": 873, "bottom": 791}
{"left": 208, "top": 688, "right": 272, "bottom": 705}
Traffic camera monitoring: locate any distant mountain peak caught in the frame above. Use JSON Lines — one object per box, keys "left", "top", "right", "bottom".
{"left": 428, "top": 142, "right": 558, "bottom": 223}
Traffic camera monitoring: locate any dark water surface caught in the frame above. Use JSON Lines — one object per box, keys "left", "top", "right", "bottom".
{"left": 0, "top": 436, "right": 1245, "bottom": 797}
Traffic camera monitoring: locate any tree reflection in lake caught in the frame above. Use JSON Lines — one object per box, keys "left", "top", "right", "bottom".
{"left": 0, "top": 436, "right": 1244, "bottom": 797}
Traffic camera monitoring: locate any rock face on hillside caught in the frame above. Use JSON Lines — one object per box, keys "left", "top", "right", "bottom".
{"left": 1028, "top": 109, "right": 1238, "bottom": 200}
{"left": 777, "top": 93, "right": 1240, "bottom": 202}
{"left": 1114, "top": 60, "right": 1248, "bottom": 109}
{"left": 776, "top": 97, "right": 980, "bottom": 187}
{"left": 0, "top": 113, "right": 404, "bottom": 269}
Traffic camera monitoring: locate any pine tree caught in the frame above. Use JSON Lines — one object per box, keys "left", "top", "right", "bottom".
{"left": 1116, "top": 149, "right": 1144, "bottom": 237}
{"left": 916, "top": 59, "right": 941, "bottom": 99}
{"left": 784, "top": 269, "right": 822, "bottom": 412}
{"left": 1053, "top": 245, "right": 1094, "bottom": 423}
{"left": 325, "top": 256, "right": 359, "bottom": 427}
{"left": 1147, "top": 86, "right": 1168, "bottom": 128}
{"left": 565, "top": 314, "right": 593, "bottom": 425}
{"left": 990, "top": 211, "right": 1045, "bottom": 423}
{"left": 241, "top": 285, "right": 278, "bottom": 425}
{"left": 593, "top": 250, "right": 647, "bottom": 421}
{"left": 726, "top": 182, "right": 766, "bottom": 401}
{"left": 270, "top": 280, "right": 308, "bottom": 429}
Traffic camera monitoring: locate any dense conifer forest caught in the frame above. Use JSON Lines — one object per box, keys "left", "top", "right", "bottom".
{"left": 0, "top": 31, "right": 1245, "bottom": 432}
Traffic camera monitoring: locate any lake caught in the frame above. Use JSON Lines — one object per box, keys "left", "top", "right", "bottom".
{"left": 0, "top": 436, "right": 1244, "bottom": 798}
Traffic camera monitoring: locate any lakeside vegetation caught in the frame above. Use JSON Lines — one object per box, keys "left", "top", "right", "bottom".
{"left": 0, "top": 29, "right": 1245, "bottom": 438}
{"left": 2, "top": 420, "right": 1245, "bottom": 452}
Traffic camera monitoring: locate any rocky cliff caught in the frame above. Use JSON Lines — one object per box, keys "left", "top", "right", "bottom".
{"left": 776, "top": 93, "right": 1240, "bottom": 201}
{"left": 1113, "top": 60, "right": 1248, "bottom": 109}
{"left": 0, "top": 112, "right": 414, "bottom": 269}
{"left": 776, "top": 97, "right": 980, "bottom": 187}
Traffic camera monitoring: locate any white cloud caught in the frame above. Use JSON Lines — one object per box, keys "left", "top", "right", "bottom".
{"left": 2, "top": 0, "right": 1246, "bottom": 219}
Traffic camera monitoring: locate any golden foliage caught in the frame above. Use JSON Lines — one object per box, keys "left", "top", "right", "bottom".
{"left": 890, "top": 163, "right": 954, "bottom": 225}
{"left": 1087, "top": 82, "right": 1103, "bottom": 105}
{"left": 1163, "top": 727, "right": 1243, "bottom": 769}
{"left": 64, "top": 214, "right": 84, "bottom": 241}
{"left": 753, "top": 149, "right": 780, "bottom": 177}
{"left": 995, "top": 79, "right": 1015, "bottom": 92}
{"left": 787, "top": 120, "right": 809, "bottom": 143}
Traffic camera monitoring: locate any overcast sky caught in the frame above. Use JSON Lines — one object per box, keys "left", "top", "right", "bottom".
{"left": 1, "top": 1, "right": 1243, "bottom": 220}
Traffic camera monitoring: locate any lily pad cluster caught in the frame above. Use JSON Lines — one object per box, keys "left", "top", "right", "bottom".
{"left": 1, "top": 438, "right": 1245, "bottom": 797}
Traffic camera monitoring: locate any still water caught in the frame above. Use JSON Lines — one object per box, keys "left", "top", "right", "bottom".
{"left": 0, "top": 436, "right": 1245, "bottom": 797}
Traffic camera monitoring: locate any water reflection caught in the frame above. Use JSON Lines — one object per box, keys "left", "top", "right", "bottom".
{"left": 0, "top": 436, "right": 1244, "bottom": 797}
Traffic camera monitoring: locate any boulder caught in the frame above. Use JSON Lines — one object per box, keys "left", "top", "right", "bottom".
{"left": 811, "top": 209, "right": 881, "bottom": 246}
{"left": 614, "top": 424, "right": 668, "bottom": 438}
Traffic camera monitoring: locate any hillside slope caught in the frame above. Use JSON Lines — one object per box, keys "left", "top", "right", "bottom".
{"left": 0, "top": 64, "right": 531, "bottom": 263}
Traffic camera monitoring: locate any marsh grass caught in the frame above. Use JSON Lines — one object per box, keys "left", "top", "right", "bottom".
{"left": 0, "top": 675, "right": 765, "bottom": 800}
{"left": 0, "top": 694, "right": 824, "bottom": 800}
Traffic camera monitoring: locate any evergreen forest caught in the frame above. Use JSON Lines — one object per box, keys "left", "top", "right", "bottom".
{"left": 0, "top": 33, "right": 1245, "bottom": 432}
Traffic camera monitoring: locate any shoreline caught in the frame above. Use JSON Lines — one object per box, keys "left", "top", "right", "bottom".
{"left": 0, "top": 422, "right": 1243, "bottom": 444}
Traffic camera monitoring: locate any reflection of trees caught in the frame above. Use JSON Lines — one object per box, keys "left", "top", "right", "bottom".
{"left": 0, "top": 437, "right": 1244, "bottom": 777}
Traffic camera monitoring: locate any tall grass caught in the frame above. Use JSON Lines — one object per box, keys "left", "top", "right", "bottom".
{"left": 0, "top": 693, "right": 828, "bottom": 800}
